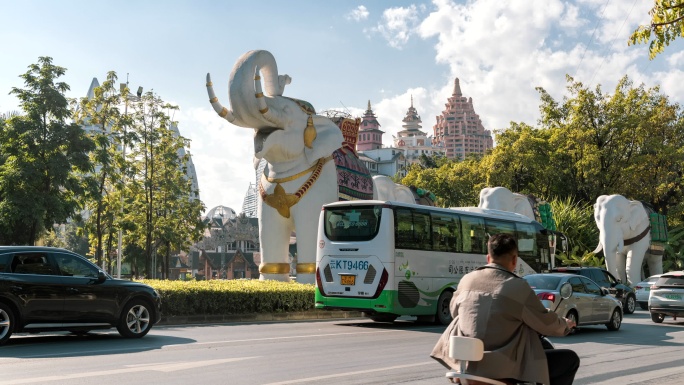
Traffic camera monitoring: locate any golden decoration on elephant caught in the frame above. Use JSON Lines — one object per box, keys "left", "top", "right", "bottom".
{"left": 259, "top": 156, "right": 332, "bottom": 218}
{"left": 259, "top": 263, "right": 291, "bottom": 274}
{"left": 296, "top": 263, "right": 316, "bottom": 274}
{"left": 303, "top": 115, "right": 317, "bottom": 149}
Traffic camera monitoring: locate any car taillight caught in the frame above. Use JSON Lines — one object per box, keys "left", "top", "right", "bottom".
{"left": 635, "top": 285, "right": 643, "bottom": 290}
{"left": 650, "top": 284, "right": 659, "bottom": 290}
{"left": 537, "top": 292, "right": 556, "bottom": 302}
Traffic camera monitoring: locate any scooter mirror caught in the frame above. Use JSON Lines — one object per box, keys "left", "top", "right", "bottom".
{"left": 559, "top": 282, "right": 573, "bottom": 300}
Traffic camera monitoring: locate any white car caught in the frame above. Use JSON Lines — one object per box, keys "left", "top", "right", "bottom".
{"left": 649, "top": 271, "right": 684, "bottom": 323}
{"left": 635, "top": 274, "right": 663, "bottom": 310}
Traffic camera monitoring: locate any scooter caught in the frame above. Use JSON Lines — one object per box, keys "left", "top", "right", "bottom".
{"left": 445, "top": 282, "right": 573, "bottom": 384}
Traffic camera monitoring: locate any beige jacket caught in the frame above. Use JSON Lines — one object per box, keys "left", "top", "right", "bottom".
{"left": 431, "top": 264, "right": 570, "bottom": 385}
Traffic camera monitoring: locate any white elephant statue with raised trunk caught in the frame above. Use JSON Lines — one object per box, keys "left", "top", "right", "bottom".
{"left": 478, "top": 186, "right": 535, "bottom": 220}
{"left": 206, "top": 50, "right": 417, "bottom": 283}
{"left": 593, "top": 194, "right": 663, "bottom": 285}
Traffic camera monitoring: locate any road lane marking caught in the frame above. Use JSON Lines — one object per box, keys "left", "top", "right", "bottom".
{"left": 262, "top": 361, "right": 434, "bottom": 384}
{"left": 0, "top": 357, "right": 259, "bottom": 384}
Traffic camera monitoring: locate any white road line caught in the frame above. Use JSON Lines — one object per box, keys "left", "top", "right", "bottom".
{"left": 262, "top": 361, "right": 434, "bottom": 384}
{"left": 0, "top": 357, "right": 259, "bottom": 384}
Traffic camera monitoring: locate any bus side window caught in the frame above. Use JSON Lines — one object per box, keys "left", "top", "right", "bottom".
{"left": 395, "top": 208, "right": 414, "bottom": 249}
{"left": 413, "top": 212, "right": 432, "bottom": 251}
{"left": 431, "top": 213, "right": 461, "bottom": 252}
{"left": 461, "top": 216, "right": 485, "bottom": 254}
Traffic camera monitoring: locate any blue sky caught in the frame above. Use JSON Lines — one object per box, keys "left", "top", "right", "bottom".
{"left": 2, "top": 0, "right": 683, "bottom": 215}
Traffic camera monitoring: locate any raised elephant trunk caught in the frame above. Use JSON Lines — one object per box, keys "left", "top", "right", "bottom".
{"left": 206, "top": 50, "right": 291, "bottom": 129}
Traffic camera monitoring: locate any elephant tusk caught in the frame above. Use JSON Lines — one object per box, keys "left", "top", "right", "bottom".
{"left": 206, "top": 73, "right": 235, "bottom": 123}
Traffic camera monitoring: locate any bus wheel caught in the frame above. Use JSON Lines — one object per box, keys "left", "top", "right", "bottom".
{"left": 436, "top": 291, "right": 454, "bottom": 325}
{"left": 369, "top": 314, "right": 397, "bottom": 323}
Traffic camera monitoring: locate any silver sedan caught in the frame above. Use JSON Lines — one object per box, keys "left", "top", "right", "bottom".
{"left": 523, "top": 273, "right": 623, "bottom": 332}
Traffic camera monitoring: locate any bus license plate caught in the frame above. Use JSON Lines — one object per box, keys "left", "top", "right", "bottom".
{"left": 340, "top": 275, "right": 356, "bottom": 286}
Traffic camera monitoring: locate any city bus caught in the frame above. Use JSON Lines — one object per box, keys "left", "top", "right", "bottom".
{"left": 315, "top": 200, "right": 559, "bottom": 325}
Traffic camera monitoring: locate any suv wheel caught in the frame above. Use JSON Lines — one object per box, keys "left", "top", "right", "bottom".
{"left": 117, "top": 299, "right": 153, "bottom": 338}
{"left": 651, "top": 312, "right": 665, "bottom": 323}
{"left": 0, "top": 303, "right": 15, "bottom": 346}
{"left": 623, "top": 294, "right": 636, "bottom": 314}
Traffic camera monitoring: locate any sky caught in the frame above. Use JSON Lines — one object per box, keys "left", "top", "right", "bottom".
{"left": 2, "top": 0, "right": 684, "bottom": 216}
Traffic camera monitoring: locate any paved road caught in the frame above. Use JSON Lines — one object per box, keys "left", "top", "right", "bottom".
{"left": 0, "top": 309, "right": 682, "bottom": 384}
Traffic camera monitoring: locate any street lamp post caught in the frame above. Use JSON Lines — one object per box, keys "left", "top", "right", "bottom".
{"left": 118, "top": 81, "right": 142, "bottom": 279}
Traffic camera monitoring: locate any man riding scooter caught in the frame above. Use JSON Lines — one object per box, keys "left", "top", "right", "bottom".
{"left": 431, "top": 233, "right": 580, "bottom": 385}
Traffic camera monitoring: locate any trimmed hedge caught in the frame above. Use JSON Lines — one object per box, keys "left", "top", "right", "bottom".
{"left": 140, "top": 279, "right": 315, "bottom": 316}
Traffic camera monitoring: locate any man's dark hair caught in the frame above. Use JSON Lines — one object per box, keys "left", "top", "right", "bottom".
{"left": 488, "top": 233, "right": 518, "bottom": 259}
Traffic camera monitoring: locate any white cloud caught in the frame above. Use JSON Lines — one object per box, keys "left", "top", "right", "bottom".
{"left": 667, "top": 50, "right": 684, "bottom": 67}
{"left": 176, "top": 106, "right": 256, "bottom": 215}
{"left": 373, "top": 5, "right": 422, "bottom": 49}
{"left": 403, "top": 0, "right": 664, "bottom": 131}
{"left": 346, "top": 5, "right": 369, "bottom": 22}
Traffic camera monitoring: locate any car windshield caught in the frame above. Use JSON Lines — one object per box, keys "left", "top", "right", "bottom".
{"left": 524, "top": 275, "right": 561, "bottom": 291}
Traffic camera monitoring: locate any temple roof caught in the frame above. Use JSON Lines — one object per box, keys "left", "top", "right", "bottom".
{"left": 453, "top": 78, "right": 462, "bottom": 97}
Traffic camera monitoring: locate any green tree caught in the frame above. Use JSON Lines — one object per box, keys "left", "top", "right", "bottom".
{"left": 537, "top": 76, "right": 655, "bottom": 203}
{"left": 621, "top": 93, "right": 684, "bottom": 218}
{"left": 73, "top": 71, "right": 123, "bottom": 266}
{"left": 479, "top": 122, "right": 556, "bottom": 197}
{"left": 0, "top": 57, "right": 94, "bottom": 244}
{"left": 629, "top": 0, "right": 684, "bottom": 59}
{"left": 418, "top": 152, "right": 447, "bottom": 169}
{"left": 402, "top": 157, "right": 484, "bottom": 208}
{"left": 550, "top": 196, "right": 599, "bottom": 258}
{"left": 126, "top": 92, "right": 205, "bottom": 278}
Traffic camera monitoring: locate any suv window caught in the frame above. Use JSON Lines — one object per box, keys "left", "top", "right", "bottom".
{"left": 581, "top": 277, "right": 602, "bottom": 295}
{"left": 0, "top": 254, "right": 10, "bottom": 272}
{"left": 10, "top": 253, "right": 56, "bottom": 275}
{"left": 568, "top": 277, "right": 586, "bottom": 294}
{"left": 54, "top": 253, "right": 99, "bottom": 278}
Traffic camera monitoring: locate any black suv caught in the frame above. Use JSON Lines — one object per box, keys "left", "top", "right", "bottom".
{"left": 0, "top": 246, "right": 161, "bottom": 346}
{"left": 550, "top": 266, "right": 637, "bottom": 314}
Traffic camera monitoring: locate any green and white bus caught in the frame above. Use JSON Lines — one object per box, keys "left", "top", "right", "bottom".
{"left": 315, "top": 200, "right": 559, "bottom": 325}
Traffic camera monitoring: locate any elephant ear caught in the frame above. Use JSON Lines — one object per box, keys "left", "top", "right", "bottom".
{"left": 304, "top": 116, "right": 344, "bottom": 164}
{"left": 628, "top": 201, "right": 647, "bottom": 231}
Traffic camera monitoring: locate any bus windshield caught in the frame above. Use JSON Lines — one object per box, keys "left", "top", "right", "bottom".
{"left": 324, "top": 205, "right": 382, "bottom": 242}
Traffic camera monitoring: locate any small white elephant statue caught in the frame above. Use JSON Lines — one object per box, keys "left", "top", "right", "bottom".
{"left": 478, "top": 186, "right": 535, "bottom": 220}
{"left": 372, "top": 175, "right": 415, "bottom": 202}
{"left": 207, "top": 50, "right": 416, "bottom": 283}
{"left": 592, "top": 194, "right": 663, "bottom": 285}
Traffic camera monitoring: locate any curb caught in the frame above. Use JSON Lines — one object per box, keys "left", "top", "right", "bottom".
{"left": 158, "top": 310, "right": 365, "bottom": 326}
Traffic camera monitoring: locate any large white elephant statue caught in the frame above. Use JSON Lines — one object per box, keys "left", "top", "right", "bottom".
{"left": 206, "top": 50, "right": 416, "bottom": 283}
{"left": 592, "top": 195, "right": 663, "bottom": 285}
{"left": 478, "top": 186, "right": 535, "bottom": 220}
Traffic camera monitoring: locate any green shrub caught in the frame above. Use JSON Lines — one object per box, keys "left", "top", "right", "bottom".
{"left": 139, "top": 279, "right": 315, "bottom": 316}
